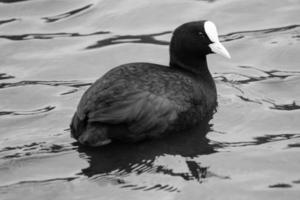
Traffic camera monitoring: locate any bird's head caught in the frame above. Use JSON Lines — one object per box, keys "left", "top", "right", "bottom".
{"left": 170, "top": 20, "right": 230, "bottom": 67}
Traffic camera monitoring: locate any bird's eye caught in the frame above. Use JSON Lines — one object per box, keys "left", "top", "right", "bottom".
{"left": 198, "top": 32, "right": 205, "bottom": 38}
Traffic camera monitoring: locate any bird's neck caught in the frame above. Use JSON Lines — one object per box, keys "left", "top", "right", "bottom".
{"left": 170, "top": 53, "right": 217, "bottom": 112}
{"left": 170, "top": 53, "right": 210, "bottom": 76}
{"left": 170, "top": 53, "right": 216, "bottom": 90}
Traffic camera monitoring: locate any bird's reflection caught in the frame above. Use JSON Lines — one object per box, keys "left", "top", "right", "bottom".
{"left": 76, "top": 118, "right": 220, "bottom": 192}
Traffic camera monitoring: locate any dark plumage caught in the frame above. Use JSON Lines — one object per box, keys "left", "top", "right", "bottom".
{"left": 70, "top": 20, "right": 230, "bottom": 147}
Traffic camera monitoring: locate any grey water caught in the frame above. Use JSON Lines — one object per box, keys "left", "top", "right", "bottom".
{"left": 0, "top": 0, "right": 300, "bottom": 199}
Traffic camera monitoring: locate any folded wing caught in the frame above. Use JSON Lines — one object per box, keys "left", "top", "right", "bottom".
{"left": 76, "top": 83, "right": 185, "bottom": 137}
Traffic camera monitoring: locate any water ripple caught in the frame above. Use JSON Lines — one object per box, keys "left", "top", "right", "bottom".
{"left": 237, "top": 96, "right": 300, "bottom": 112}
{"left": 0, "top": 31, "right": 110, "bottom": 41}
{"left": 0, "top": 73, "right": 15, "bottom": 80}
{"left": 0, "top": 0, "right": 29, "bottom": 3}
{"left": 269, "top": 183, "right": 292, "bottom": 188}
{"left": 0, "top": 177, "right": 78, "bottom": 189}
{"left": 211, "top": 133, "right": 300, "bottom": 149}
{"left": 0, "top": 18, "right": 18, "bottom": 26}
{"left": 221, "top": 24, "right": 300, "bottom": 42}
{"left": 90, "top": 174, "right": 181, "bottom": 192}
{"left": 122, "top": 183, "right": 180, "bottom": 193}
{"left": 1, "top": 24, "right": 297, "bottom": 48}
{"left": 0, "top": 80, "right": 92, "bottom": 89}
{"left": 0, "top": 142, "right": 42, "bottom": 153}
{"left": 85, "top": 31, "right": 171, "bottom": 49}
{"left": 195, "top": 0, "right": 217, "bottom": 2}
{"left": 215, "top": 65, "right": 300, "bottom": 85}
{"left": 0, "top": 105, "right": 55, "bottom": 116}
{"left": 266, "top": 100, "right": 300, "bottom": 111}
{"left": 42, "top": 4, "right": 94, "bottom": 23}
{"left": 85, "top": 24, "right": 300, "bottom": 49}
{"left": 215, "top": 66, "right": 300, "bottom": 111}
{"left": 288, "top": 143, "right": 300, "bottom": 148}
{"left": 0, "top": 142, "right": 75, "bottom": 159}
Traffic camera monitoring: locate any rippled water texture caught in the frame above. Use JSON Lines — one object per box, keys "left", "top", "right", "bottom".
{"left": 0, "top": 0, "right": 300, "bottom": 199}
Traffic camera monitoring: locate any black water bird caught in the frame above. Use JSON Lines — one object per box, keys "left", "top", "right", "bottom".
{"left": 70, "top": 20, "right": 230, "bottom": 147}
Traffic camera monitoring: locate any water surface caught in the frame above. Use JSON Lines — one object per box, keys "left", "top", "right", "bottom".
{"left": 0, "top": 0, "right": 300, "bottom": 199}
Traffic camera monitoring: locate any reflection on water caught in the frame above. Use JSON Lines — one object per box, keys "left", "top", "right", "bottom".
{"left": 0, "top": 0, "right": 300, "bottom": 199}
{"left": 86, "top": 31, "right": 171, "bottom": 49}
{"left": 211, "top": 133, "right": 300, "bottom": 149}
{"left": 0, "top": 73, "right": 14, "bottom": 80}
{"left": 42, "top": 4, "right": 94, "bottom": 23}
{"left": 0, "top": 18, "right": 18, "bottom": 25}
{"left": 221, "top": 24, "right": 300, "bottom": 43}
{"left": 0, "top": 80, "right": 91, "bottom": 89}
{"left": 80, "top": 130, "right": 210, "bottom": 191}
{"left": 77, "top": 121, "right": 229, "bottom": 192}
{"left": 215, "top": 65, "right": 300, "bottom": 111}
{"left": 0, "top": 0, "right": 29, "bottom": 3}
{"left": 0, "top": 105, "right": 55, "bottom": 116}
{"left": 0, "top": 31, "right": 110, "bottom": 40}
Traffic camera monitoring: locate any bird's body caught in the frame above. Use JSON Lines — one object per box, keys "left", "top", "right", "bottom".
{"left": 71, "top": 63, "right": 217, "bottom": 145}
{"left": 71, "top": 20, "right": 230, "bottom": 146}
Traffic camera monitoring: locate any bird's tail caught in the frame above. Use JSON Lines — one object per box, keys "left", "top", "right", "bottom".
{"left": 70, "top": 112, "right": 86, "bottom": 139}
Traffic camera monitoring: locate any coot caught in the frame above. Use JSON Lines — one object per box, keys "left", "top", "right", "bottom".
{"left": 71, "top": 20, "right": 230, "bottom": 147}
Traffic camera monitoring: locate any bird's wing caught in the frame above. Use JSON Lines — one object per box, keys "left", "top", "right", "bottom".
{"left": 79, "top": 84, "right": 186, "bottom": 135}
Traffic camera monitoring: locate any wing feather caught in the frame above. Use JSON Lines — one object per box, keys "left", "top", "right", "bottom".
{"left": 87, "top": 90, "right": 182, "bottom": 135}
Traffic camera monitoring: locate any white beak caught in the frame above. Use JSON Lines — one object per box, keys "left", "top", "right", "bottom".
{"left": 209, "top": 42, "right": 231, "bottom": 59}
